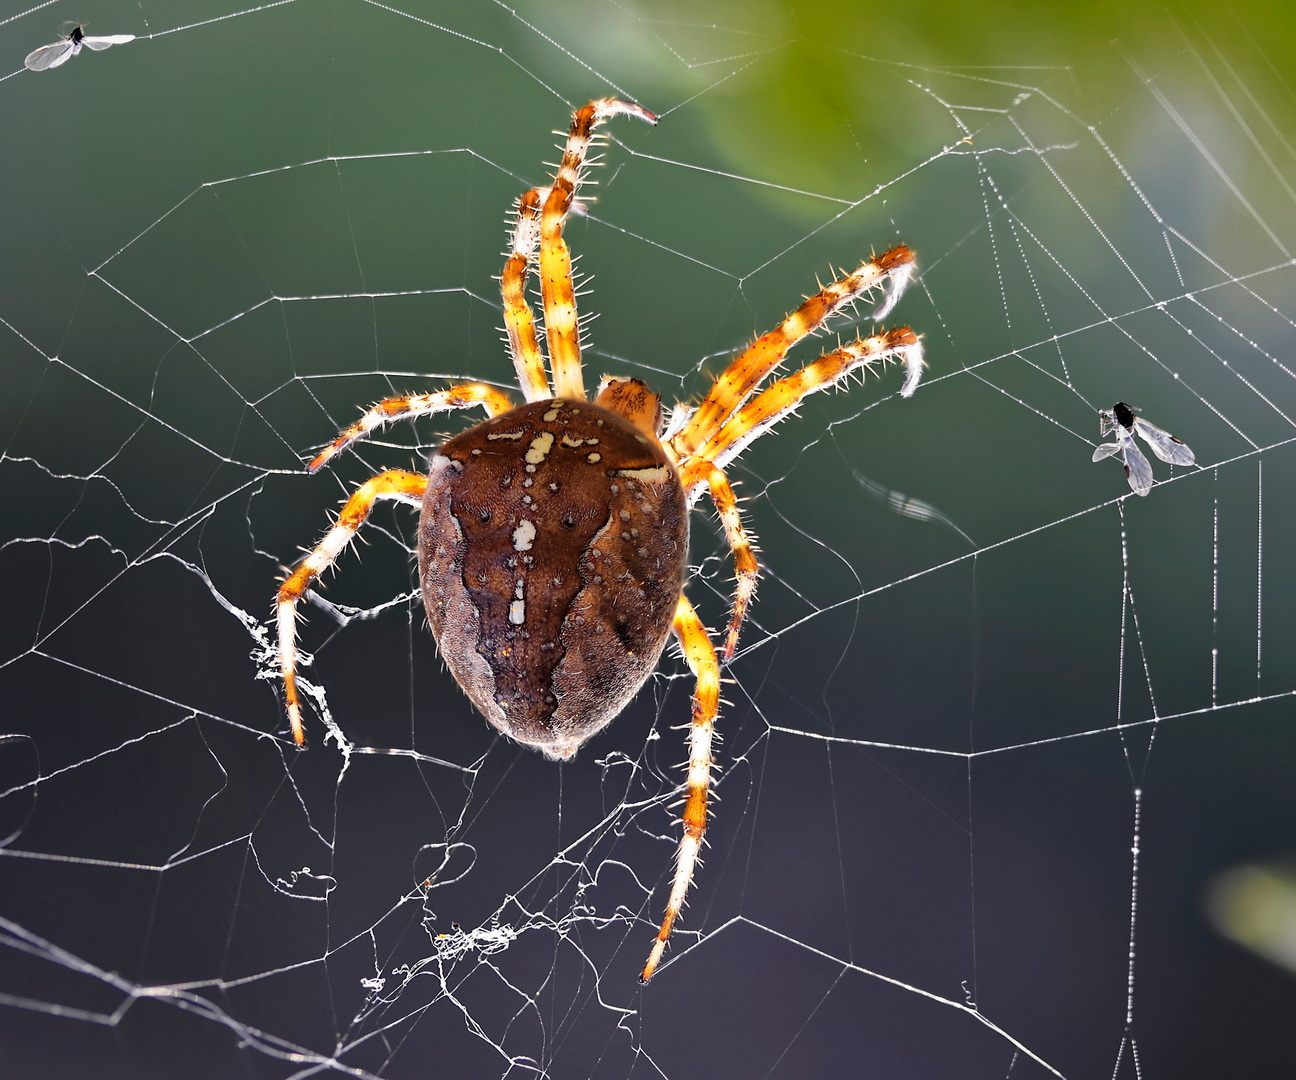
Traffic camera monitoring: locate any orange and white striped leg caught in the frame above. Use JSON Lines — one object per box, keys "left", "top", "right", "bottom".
{"left": 671, "top": 245, "right": 917, "bottom": 459}
{"left": 276, "top": 469, "right": 428, "bottom": 745}
{"left": 642, "top": 594, "right": 720, "bottom": 982}
{"left": 501, "top": 187, "right": 551, "bottom": 402}
{"left": 540, "top": 98, "right": 657, "bottom": 401}
{"left": 698, "top": 328, "right": 924, "bottom": 473}
{"left": 307, "top": 383, "right": 514, "bottom": 473}
{"left": 678, "top": 459, "right": 759, "bottom": 660}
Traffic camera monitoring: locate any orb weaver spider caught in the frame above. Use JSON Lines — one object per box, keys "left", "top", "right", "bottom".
{"left": 275, "top": 99, "right": 923, "bottom": 981}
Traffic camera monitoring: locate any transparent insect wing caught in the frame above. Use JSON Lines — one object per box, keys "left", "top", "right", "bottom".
{"left": 1116, "top": 426, "right": 1155, "bottom": 496}
{"left": 24, "top": 39, "right": 78, "bottom": 71}
{"left": 1132, "top": 416, "right": 1196, "bottom": 467}
{"left": 81, "top": 34, "right": 136, "bottom": 51}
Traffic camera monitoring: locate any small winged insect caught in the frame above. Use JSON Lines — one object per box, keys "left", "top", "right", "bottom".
{"left": 1092, "top": 401, "right": 1196, "bottom": 496}
{"left": 24, "top": 26, "right": 135, "bottom": 72}
{"left": 852, "top": 470, "right": 976, "bottom": 547}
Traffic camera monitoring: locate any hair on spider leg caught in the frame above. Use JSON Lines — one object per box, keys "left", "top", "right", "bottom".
{"left": 511, "top": 185, "right": 552, "bottom": 207}
{"left": 660, "top": 402, "right": 694, "bottom": 442}
{"left": 873, "top": 260, "right": 916, "bottom": 321}
{"left": 665, "top": 759, "right": 720, "bottom": 790}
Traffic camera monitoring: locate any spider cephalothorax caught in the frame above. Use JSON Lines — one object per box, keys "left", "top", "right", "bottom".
{"left": 275, "top": 99, "right": 923, "bottom": 981}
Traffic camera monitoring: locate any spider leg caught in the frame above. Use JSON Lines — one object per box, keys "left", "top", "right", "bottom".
{"left": 672, "top": 246, "right": 917, "bottom": 458}
{"left": 501, "top": 187, "right": 551, "bottom": 402}
{"left": 307, "top": 383, "right": 514, "bottom": 472}
{"left": 687, "top": 328, "right": 923, "bottom": 472}
{"left": 276, "top": 469, "right": 428, "bottom": 745}
{"left": 540, "top": 98, "right": 657, "bottom": 402}
{"left": 642, "top": 594, "right": 720, "bottom": 982}
{"left": 677, "top": 459, "right": 758, "bottom": 660}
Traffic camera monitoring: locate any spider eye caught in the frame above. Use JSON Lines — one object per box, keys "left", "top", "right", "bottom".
{"left": 562, "top": 513, "right": 577, "bottom": 528}
{"left": 479, "top": 509, "right": 492, "bottom": 524}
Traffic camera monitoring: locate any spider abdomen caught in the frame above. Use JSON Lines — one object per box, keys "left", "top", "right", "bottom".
{"left": 418, "top": 398, "right": 688, "bottom": 759}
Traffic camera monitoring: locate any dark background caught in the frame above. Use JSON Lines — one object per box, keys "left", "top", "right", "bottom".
{"left": 2, "top": 0, "right": 1294, "bottom": 1077}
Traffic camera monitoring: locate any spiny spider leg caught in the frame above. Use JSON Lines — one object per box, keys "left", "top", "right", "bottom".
{"left": 697, "top": 328, "right": 923, "bottom": 472}
{"left": 671, "top": 245, "right": 917, "bottom": 459}
{"left": 642, "top": 593, "right": 721, "bottom": 982}
{"left": 676, "top": 458, "right": 759, "bottom": 660}
{"left": 273, "top": 98, "right": 925, "bottom": 989}
{"left": 307, "top": 384, "right": 514, "bottom": 473}
{"left": 540, "top": 98, "right": 657, "bottom": 401}
{"left": 501, "top": 187, "right": 550, "bottom": 402}
{"left": 276, "top": 470, "right": 428, "bottom": 745}
{"left": 665, "top": 329, "right": 921, "bottom": 663}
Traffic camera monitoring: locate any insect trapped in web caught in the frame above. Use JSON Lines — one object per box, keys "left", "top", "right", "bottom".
{"left": 274, "top": 98, "right": 924, "bottom": 981}
{"left": 24, "top": 25, "right": 135, "bottom": 71}
{"left": 1092, "top": 401, "right": 1196, "bottom": 496}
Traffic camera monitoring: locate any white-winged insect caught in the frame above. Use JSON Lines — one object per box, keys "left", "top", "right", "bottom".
{"left": 1092, "top": 401, "right": 1196, "bottom": 496}
{"left": 24, "top": 26, "right": 135, "bottom": 72}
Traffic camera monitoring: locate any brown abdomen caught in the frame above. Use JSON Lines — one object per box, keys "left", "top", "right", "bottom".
{"left": 418, "top": 399, "right": 688, "bottom": 759}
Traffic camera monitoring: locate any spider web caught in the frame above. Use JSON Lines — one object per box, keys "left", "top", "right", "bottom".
{"left": 2, "top": 0, "right": 1294, "bottom": 1076}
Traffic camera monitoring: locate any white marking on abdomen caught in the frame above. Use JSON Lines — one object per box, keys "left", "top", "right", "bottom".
{"left": 512, "top": 519, "right": 536, "bottom": 551}
{"left": 615, "top": 465, "right": 670, "bottom": 484}
{"left": 509, "top": 575, "right": 527, "bottom": 625}
{"left": 526, "top": 431, "right": 555, "bottom": 464}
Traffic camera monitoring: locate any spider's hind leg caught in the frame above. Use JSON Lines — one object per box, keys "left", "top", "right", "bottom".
{"left": 641, "top": 594, "right": 720, "bottom": 982}
{"left": 276, "top": 469, "right": 428, "bottom": 745}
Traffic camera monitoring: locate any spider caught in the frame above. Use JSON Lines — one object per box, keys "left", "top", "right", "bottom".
{"left": 275, "top": 99, "right": 923, "bottom": 982}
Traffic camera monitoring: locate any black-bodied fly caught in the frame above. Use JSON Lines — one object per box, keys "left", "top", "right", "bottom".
{"left": 1092, "top": 401, "right": 1196, "bottom": 496}
{"left": 24, "top": 26, "right": 135, "bottom": 71}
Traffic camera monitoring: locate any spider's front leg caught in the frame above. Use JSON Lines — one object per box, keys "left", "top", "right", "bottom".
{"left": 501, "top": 187, "right": 550, "bottom": 402}
{"left": 702, "top": 328, "right": 924, "bottom": 471}
{"left": 670, "top": 327, "right": 923, "bottom": 663}
{"left": 276, "top": 470, "right": 427, "bottom": 745}
{"left": 671, "top": 245, "right": 919, "bottom": 461}
{"left": 642, "top": 594, "right": 721, "bottom": 982}
{"left": 538, "top": 98, "right": 657, "bottom": 401}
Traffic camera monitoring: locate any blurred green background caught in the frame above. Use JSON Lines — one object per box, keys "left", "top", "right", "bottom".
{"left": 2, "top": 1, "right": 1294, "bottom": 1077}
